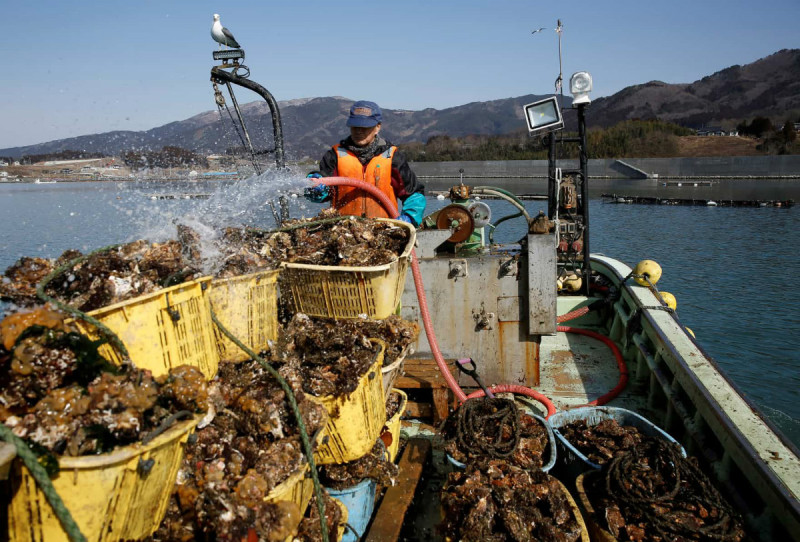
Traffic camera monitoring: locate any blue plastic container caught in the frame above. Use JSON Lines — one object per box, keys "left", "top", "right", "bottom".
{"left": 325, "top": 478, "right": 376, "bottom": 542}
{"left": 548, "top": 406, "right": 686, "bottom": 473}
{"left": 446, "top": 412, "right": 557, "bottom": 472}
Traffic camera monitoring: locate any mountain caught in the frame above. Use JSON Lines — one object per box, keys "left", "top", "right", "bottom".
{"left": 588, "top": 49, "right": 800, "bottom": 129}
{"left": 1, "top": 94, "right": 560, "bottom": 162}
{"left": 2, "top": 49, "right": 798, "bottom": 160}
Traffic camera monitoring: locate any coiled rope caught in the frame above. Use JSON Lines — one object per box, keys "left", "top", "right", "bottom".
{"left": 603, "top": 438, "right": 742, "bottom": 541}
{"left": 0, "top": 425, "right": 87, "bottom": 542}
{"left": 210, "top": 310, "right": 329, "bottom": 542}
{"left": 454, "top": 397, "right": 521, "bottom": 459}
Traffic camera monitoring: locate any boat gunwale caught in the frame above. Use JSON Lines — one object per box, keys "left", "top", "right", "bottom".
{"left": 591, "top": 254, "right": 800, "bottom": 530}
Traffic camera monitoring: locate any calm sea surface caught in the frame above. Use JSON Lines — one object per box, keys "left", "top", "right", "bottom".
{"left": 1, "top": 172, "right": 798, "bottom": 443}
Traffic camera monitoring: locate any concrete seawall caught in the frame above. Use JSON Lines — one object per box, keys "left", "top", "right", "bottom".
{"left": 411, "top": 155, "right": 800, "bottom": 183}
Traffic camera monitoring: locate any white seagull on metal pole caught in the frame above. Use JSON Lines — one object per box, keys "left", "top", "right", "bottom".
{"left": 211, "top": 14, "right": 241, "bottom": 49}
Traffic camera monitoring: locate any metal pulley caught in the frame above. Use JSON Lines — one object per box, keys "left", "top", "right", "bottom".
{"left": 436, "top": 204, "right": 476, "bottom": 243}
{"left": 468, "top": 201, "right": 492, "bottom": 228}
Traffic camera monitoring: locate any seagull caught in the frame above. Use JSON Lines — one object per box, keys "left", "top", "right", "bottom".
{"left": 531, "top": 27, "right": 546, "bottom": 34}
{"left": 211, "top": 14, "right": 241, "bottom": 49}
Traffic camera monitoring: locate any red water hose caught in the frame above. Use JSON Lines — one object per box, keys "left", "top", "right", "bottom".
{"left": 466, "top": 385, "right": 557, "bottom": 418}
{"left": 557, "top": 325, "right": 628, "bottom": 406}
{"left": 315, "top": 177, "right": 468, "bottom": 401}
{"left": 315, "top": 178, "right": 627, "bottom": 412}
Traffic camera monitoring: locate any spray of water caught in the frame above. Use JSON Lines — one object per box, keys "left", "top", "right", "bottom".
{"left": 117, "top": 168, "right": 323, "bottom": 274}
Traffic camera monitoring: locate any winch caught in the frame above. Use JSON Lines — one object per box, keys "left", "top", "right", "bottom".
{"left": 421, "top": 184, "right": 493, "bottom": 255}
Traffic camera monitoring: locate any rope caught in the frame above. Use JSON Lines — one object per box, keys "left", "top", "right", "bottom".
{"left": 603, "top": 438, "right": 742, "bottom": 541}
{"left": 35, "top": 245, "right": 129, "bottom": 359}
{"left": 454, "top": 397, "right": 520, "bottom": 459}
{"left": 210, "top": 310, "right": 329, "bottom": 542}
{"left": 0, "top": 425, "right": 87, "bottom": 542}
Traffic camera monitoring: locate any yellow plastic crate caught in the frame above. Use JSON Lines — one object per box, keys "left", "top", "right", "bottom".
{"left": 209, "top": 269, "right": 280, "bottom": 362}
{"left": 384, "top": 388, "right": 408, "bottom": 462}
{"left": 8, "top": 416, "right": 199, "bottom": 542}
{"left": 71, "top": 277, "right": 219, "bottom": 380}
{"left": 381, "top": 344, "right": 410, "bottom": 395}
{"left": 280, "top": 219, "right": 415, "bottom": 320}
{"left": 312, "top": 340, "right": 387, "bottom": 465}
{"left": 265, "top": 425, "right": 327, "bottom": 527}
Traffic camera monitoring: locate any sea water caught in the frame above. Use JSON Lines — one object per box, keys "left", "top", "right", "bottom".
{"left": 1, "top": 172, "right": 798, "bottom": 443}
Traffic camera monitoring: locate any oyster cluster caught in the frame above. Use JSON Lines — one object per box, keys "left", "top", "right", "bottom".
{"left": 558, "top": 418, "right": 645, "bottom": 465}
{"left": 275, "top": 313, "right": 382, "bottom": 397}
{"left": 0, "top": 307, "right": 207, "bottom": 457}
{"left": 153, "top": 359, "right": 328, "bottom": 541}
{"left": 586, "top": 437, "right": 745, "bottom": 542}
{"left": 0, "top": 239, "right": 200, "bottom": 314}
{"left": 441, "top": 400, "right": 550, "bottom": 471}
{"left": 293, "top": 492, "right": 345, "bottom": 542}
{"left": 441, "top": 460, "right": 584, "bottom": 542}
{"left": 319, "top": 440, "right": 398, "bottom": 490}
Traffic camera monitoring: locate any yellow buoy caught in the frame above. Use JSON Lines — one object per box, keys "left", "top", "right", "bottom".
{"left": 659, "top": 291, "right": 677, "bottom": 310}
{"left": 685, "top": 327, "right": 695, "bottom": 338}
{"left": 633, "top": 260, "right": 662, "bottom": 286}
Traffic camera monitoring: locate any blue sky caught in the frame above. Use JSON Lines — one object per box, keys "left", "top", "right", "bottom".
{"left": 2, "top": 0, "right": 798, "bottom": 149}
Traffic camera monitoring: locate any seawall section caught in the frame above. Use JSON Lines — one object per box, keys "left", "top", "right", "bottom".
{"left": 410, "top": 155, "right": 800, "bottom": 183}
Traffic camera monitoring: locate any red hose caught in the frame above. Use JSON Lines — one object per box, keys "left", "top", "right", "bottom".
{"left": 316, "top": 177, "right": 467, "bottom": 401}
{"left": 556, "top": 305, "right": 591, "bottom": 323}
{"left": 313, "top": 178, "right": 603, "bottom": 416}
{"left": 466, "top": 385, "right": 557, "bottom": 418}
{"left": 557, "top": 325, "right": 628, "bottom": 406}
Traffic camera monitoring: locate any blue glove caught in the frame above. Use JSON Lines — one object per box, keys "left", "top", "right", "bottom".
{"left": 306, "top": 172, "right": 322, "bottom": 179}
{"left": 398, "top": 212, "right": 416, "bottom": 226}
{"left": 304, "top": 184, "right": 330, "bottom": 203}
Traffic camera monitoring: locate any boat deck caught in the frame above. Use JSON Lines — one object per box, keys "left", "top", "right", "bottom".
{"left": 539, "top": 331, "right": 647, "bottom": 413}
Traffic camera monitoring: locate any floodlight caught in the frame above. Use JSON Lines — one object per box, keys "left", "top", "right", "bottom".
{"left": 213, "top": 49, "right": 245, "bottom": 61}
{"left": 570, "top": 71, "right": 592, "bottom": 104}
{"left": 523, "top": 96, "right": 564, "bottom": 134}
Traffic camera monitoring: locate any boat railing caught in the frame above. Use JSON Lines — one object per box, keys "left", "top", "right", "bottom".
{"left": 592, "top": 254, "right": 800, "bottom": 541}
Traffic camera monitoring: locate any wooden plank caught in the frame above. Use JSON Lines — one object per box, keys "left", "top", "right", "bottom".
{"left": 364, "top": 439, "right": 431, "bottom": 542}
{"left": 432, "top": 388, "right": 452, "bottom": 425}
{"left": 395, "top": 357, "right": 459, "bottom": 389}
{"left": 405, "top": 400, "right": 432, "bottom": 419}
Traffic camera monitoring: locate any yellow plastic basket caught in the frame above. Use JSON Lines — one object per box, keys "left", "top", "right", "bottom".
{"left": 209, "top": 269, "right": 280, "bottom": 362}
{"left": 280, "top": 219, "right": 415, "bottom": 320}
{"left": 70, "top": 277, "right": 219, "bottom": 379}
{"left": 8, "top": 416, "right": 199, "bottom": 542}
{"left": 265, "top": 425, "right": 327, "bottom": 526}
{"left": 312, "top": 340, "right": 387, "bottom": 465}
{"left": 381, "top": 344, "right": 410, "bottom": 395}
{"left": 384, "top": 388, "right": 408, "bottom": 462}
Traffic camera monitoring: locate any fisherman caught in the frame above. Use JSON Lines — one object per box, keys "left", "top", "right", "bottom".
{"left": 304, "top": 100, "right": 426, "bottom": 226}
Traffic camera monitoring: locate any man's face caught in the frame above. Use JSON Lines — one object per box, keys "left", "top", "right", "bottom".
{"left": 350, "top": 124, "right": 381, "bottom": 147}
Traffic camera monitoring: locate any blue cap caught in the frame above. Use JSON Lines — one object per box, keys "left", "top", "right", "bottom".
{"left": 346, "top": 100, "right": 382, "bottom": 127}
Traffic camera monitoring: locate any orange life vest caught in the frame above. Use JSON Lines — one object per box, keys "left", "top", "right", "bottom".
{"left": 331, "top": 144, "right": 398, "bottom": 218}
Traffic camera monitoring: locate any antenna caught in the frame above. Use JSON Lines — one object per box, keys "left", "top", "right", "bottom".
{"left": 555, "top": 19, "right": 564, "bottom": 98}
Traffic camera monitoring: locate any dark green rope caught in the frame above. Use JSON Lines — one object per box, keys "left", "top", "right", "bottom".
{"left": 35, "top": 245, "right": 130, "bottom": 359}
{"left": 0, "top": 425, "right": 87, "bottom": 542}
{"left": 210, "top": 310, "right": 329, "bottom": 542}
